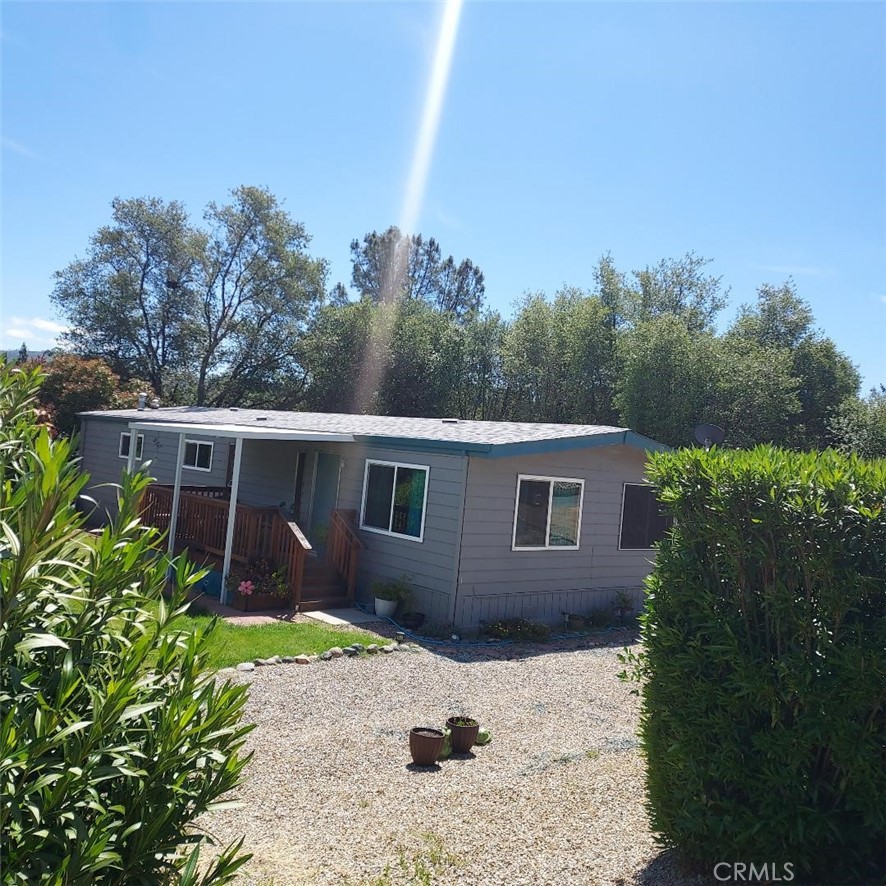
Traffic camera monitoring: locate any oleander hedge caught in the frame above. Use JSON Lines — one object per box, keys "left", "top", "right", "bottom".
{"left": 627, "top": 446, "right": 885, "bottom": 882}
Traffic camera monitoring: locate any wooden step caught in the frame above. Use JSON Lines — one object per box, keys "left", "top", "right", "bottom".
{"left": 298, "top": 595, "right": 351, "bottom": 612}
{"left": 301, "top": 583, "right": 347, "bottom": 598}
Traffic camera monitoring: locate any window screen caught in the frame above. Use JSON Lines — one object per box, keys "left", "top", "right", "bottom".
{"left": 620, "top": 484, "right": 671, "bottom": 549}
{"left": 361, "top": 461, "right": 428, "bottom": 540}
{"left": 184, "top": 441, "right": 213, "bottom": 471}
{"left": 514, "top": 476, "right": 583, "bottom": 549}
{"left": 119, "top": 432, "right": 143, "bottom": 460}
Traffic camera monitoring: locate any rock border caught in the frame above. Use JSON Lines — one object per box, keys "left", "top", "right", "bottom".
{"left": 230, "top": 642, "right": 423, "bottom": 673}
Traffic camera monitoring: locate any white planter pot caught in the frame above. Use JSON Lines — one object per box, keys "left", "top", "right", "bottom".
{"left": 374, "top": 597, "right": 398, "bottom": 618}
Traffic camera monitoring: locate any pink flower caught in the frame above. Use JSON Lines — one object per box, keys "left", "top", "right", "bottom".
{"left": 238, "top": 580, "right": 254, "bottom": 596}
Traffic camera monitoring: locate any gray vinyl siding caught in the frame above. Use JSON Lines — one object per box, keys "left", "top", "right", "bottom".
{"left": 236, "top": 440, "right": 300, "bottom": 510}
{"left": 330, "top": 444, "right": 467, "bottom": 626}
{"left": 454, "top": 445, "right": 656, "bottom": 629}
{"left": 78, "top": 417, "right": 233, "bottom": 520}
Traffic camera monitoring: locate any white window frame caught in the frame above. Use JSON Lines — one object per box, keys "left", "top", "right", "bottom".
{"left": 118, "top": 432, "right": 144, "bottom": 460}
{"left": 512, "top": 474, "right": 584, "bottom": 551}
{"left": 359, "top": 459, "right": 429, "bottom": 543}
{"left": 618, "top": 482, "right": 663, "bottom": 551}
{"left": 183, "top": 439, "right": 214, "bottom": 473}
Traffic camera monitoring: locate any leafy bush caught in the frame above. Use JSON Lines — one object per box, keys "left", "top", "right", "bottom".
{"left": 0, "top": 365, "right": 254, "bottom": 884}
{"left": 371, "top": 577, "right": 411, "bottom": 605}
{"left": 484, "top": 617, "right": 551, "bottom": 643}
{"left": 625, "top": 446, "right": 885, "bottom": 882}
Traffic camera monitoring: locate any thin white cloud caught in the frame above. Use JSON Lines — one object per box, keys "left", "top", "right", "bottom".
{"left": 30, "top": 317, "right": 68, "bottom": 334}
{"left": 879, "top": 295, "right": 886, "bottom": 305}
{"left": 2, "top": 137, "right": 37, "bottom": 159}
{"left": 3, "top": 317, "right": 68, "bottom": 348}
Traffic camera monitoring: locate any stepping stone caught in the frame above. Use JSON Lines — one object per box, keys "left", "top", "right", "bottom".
{"left": 320, "top": 651, "right": 332, "bottom": 661}
{"left": 328, "top": 647, "right": 344, "bottom": 658}
{"left": 236, "top": 662, "right": 255, "bottom": 672}
{"left": 295, "top": 655, "right": 311, "bottom": 665}
{"left": 281, "top": 656, "right": 297, "bottom": 664}
{"left": 343, "top": 647, "right": 358, "bottom": 657}
{"left": 381, "top": 645, "right": 395, "bottom": 653}
{"left": 366, "top": 644, "right": 379, "bottom": 654}
{"left": 351, "top": 643, "right": 365, "bottom": 652}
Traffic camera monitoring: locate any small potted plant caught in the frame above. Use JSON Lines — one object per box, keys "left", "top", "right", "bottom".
{"left": 372, "top": 577, "right": 410, "bottom": 619}
{"left": 409, "top": 727, "right": 445, "bottom": 766}
{"left": 566, "top": 613, "right": 585, "bottom": 631}
{"left": 613, "top": 589, "right": 634, "bottom": 621}
{"left": 445, "top": 715, "right": 479, "bottom": 754}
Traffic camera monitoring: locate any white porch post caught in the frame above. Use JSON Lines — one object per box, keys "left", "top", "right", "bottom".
{"left": 166, "top": 433, "right": 187, "bottom": 560}
{"left": 126, "top": 425, "right": 138, "bottom": 474}
{"left": 220, "top": 437, "right": 244, "bottom": 605}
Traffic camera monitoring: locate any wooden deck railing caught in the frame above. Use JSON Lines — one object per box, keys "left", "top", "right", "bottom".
{"left": 327, "top": 508, "right": 364, "bottom": 601}
{"left": 139, "top": 485, "right": 311, "bottom": 607}
{"left": 270, "top": 509, "right": 312, "bottom": 610}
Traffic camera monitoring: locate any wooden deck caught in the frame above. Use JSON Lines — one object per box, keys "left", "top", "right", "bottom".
{"left": 140, "top": 485, "right": 363, "bottom": 611}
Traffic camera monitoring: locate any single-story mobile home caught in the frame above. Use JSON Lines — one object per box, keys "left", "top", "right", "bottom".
{"left": 77, "top": 406, "right": 670, "bottom": 630}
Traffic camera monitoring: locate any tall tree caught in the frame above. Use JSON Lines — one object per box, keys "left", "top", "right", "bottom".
{"left": 51, "top": 187, "right": 327, "bottom": 407}
{"left": 16, "top": 342, "right": 28, "bottom": 364}
{"left": 729, "top": 282, "right": 860, "bottom": 447}
{"left": 503, "top": 289, "right": 617, "bottom": 424}
{"left": 614, "top": 316, "right": 717, "bottom": 447}
{"left": 831, "top": 386, "right": 886, "bottom": 459}
{"left": 348, "top": 226, "right": 484, "bottom": 320}
{"left": 709, "top": 338, "right": 801, "bottom": 448}
{"left": 52, "top": 196, "right": 196, "bottom": 400}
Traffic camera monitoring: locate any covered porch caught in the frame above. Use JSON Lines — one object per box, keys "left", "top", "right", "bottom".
{"left": 128, "top": 419, "right": 363, "bottom": 611}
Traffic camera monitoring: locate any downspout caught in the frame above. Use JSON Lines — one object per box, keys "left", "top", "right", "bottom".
{"left": 447, "top": 451, "right": 470, "bottom": 628}
{"left": 220, "top": 436, "right": 244, "bottom": 605}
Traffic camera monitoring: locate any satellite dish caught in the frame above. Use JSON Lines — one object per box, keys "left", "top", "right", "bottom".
{"left": 693, "top": 424, "right": 725, "bottom": 449}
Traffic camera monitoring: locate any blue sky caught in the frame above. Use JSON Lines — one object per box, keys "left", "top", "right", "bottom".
{"left": 3, "top": 1, "right": 884, "bottom": 388}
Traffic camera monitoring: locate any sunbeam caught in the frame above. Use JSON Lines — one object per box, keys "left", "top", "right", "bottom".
{"left": 353, "top": 0, "right": 464, "bottom": 414}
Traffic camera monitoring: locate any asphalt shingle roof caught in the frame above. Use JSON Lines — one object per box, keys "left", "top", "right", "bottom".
{"left": 81, "top": 406, "right": 640, "bottom": 446}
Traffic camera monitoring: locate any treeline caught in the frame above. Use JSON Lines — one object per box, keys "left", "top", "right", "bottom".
{"left": 41, "top": 186, "right": 884, "bottom": 454}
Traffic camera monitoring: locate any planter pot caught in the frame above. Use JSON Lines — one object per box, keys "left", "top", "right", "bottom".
{"left": 409, "top": 727, "right": 445, "bottom": 766}
{"left": 399, "top": 612, "right": 425, "bottom": 631}
{"left": 232, "top": 593, "right": 287, "bottom": 612}
{"left": 374, "top": 597, "right": 398, "bottom": 618}
{"left": 446, "top": 717, "right": 480, "bottom": 753}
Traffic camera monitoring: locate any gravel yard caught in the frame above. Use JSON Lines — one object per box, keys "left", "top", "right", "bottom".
{"left": 200, "top": 635, "right": 707, "bottom": 885}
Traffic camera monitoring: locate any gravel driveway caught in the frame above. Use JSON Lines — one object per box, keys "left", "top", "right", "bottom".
{"left": 200, "top": 635, "right": 707, "bottom": 885}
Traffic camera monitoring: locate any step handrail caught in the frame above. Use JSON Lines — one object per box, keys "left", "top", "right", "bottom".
{"left": 327, "top": 508, "right": 363, "bottom": 602}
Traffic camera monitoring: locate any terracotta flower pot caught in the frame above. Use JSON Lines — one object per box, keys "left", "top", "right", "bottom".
{"left": 409, "top": 727, "right": 445, "bottom": 766}
{"left": 446, "top": 716, "right": 479, "bottom": 753}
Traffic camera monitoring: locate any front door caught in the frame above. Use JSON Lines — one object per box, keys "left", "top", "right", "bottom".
{"left": 310, "top": 453, "right": 341, "bottom": 546}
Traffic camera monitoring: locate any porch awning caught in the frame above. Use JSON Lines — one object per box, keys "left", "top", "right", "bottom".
{"left": 125, "top": 420, "right": 355, "bottom": 443}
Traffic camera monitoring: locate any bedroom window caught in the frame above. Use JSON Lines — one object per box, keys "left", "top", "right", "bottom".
{"left": 118, "top": 432, "right": 144, "bottom": 460}
{"left": 512, "top": 475, "right": 584, "bottom": 550}
{"left": 619, "top": 483, "right": 671, "bottom": 549}
{"left": 183, "top": 440, "right": 214, "bottom": 472}
{"left": 360, "top": 460, "right": 429, "bottom": 541}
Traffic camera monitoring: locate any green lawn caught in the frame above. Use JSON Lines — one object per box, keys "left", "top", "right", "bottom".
{"left": 171, "top": 607, "right": 385, "bottom": 670}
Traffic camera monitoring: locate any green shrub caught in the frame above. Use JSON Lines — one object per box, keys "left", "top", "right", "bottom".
{"left": 624, "top": 446, "right": 885, "bottom": 882}
{"left": 0, "top": 365, "right": 254, "bottom": 884}
{"left": 371, "top": 577, "right": 411, "bottom": 605}
{"left": 484, "top": 618, "right": 551, "bottom": 643}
